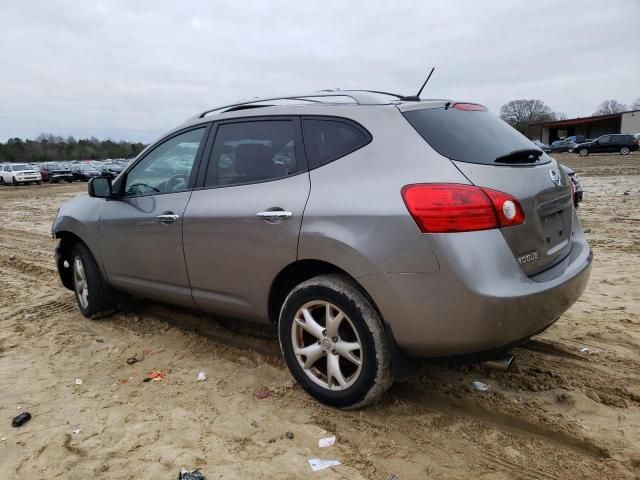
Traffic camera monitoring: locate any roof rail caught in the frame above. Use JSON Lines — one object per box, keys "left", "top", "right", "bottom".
{"left": 192, "top": 90, "right": 398, "bottom": 119}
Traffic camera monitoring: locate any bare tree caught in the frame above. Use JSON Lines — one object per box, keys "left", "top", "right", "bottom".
{"left": 499, "top": 99, "right": 557, "bottom": 134}
{"left": 594, "top": 99, "right": 628, "bottom": 115}
{"left": 632, "top": 98, "right": 640, "bottom": 110}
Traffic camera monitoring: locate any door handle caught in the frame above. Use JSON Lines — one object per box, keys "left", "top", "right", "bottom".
{"left": 256, "top": 210, "right": 293, "bottom": 220}
{"left": 156, "top": 213, "right": 180, "bottom": 224}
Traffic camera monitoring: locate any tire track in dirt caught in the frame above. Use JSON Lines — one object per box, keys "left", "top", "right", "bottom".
{"left": 394, "top": 379, "right": 610, "bottom": 460}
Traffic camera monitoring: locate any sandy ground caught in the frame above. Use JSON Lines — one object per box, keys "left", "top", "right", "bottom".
{"left": 0, "top": 152, "right": 639, "bottom": 479}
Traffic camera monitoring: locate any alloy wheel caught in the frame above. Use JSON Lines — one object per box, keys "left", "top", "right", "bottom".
{"left": 291, "top": 301, "right": 363, "bottom": 391}
{"left": 621, "top": 147, "right": 630, "bottom": 155}
{"left": 73, "top": 256, "right": 89, "bottom": 309}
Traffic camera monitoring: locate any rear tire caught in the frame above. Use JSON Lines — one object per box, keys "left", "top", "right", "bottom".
{"left": 579, "top": 148, "right": 589, "bottom": 157}
{"left": 620, "top": 146, "right": 630, "bottom": 155}
{"left": 278, "top": 274, "right": 393, "bottom": 409}
{"left": 70, "top": 243, "right": 112, "bottom": 318}
{"left": 0, "top": 177, "right": 4, "bottom": 185}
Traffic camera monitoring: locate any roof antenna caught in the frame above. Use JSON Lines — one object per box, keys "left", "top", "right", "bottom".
{"left": 400, "top": 67, "right": 435, "bottom": 101}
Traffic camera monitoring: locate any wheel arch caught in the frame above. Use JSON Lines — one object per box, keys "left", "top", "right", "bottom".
{"left": 268, "top": 259, "right": 410, "bottom": 381}
{"left": 54, "top": 231, "right": 86, "bottom": 290}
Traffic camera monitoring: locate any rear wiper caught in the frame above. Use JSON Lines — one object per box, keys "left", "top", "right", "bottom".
{"left": 495, "top": 149, "right": 543, "bottom": 164}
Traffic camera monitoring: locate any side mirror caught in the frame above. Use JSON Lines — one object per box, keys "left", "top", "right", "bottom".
{"left": 88, "top": 177, "right": 113, "bottom": 198}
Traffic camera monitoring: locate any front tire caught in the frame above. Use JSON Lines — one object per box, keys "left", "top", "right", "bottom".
{"left": 620, "top": 146, "right": 630, "bottom": 155}
{"left": 279, "top": 274, "right": 392, "bottom": 409}
{"left": 579, "top": 148, "right": 589, "bottom": 157}
{"left": 71, "top": 243, "right": 111, "bottom": 318}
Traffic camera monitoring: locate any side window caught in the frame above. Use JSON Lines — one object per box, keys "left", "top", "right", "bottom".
{"left": 303, "top": 119, "right": 371, "bottom": 169}
{"left": 599, "top": 135, "right": 611, "bottom": 143}
{"left": 204, "top": 120, "right": 299, "bottom": 188}
{"left": 124, "top": 128, "right": 205, "bottom": 197}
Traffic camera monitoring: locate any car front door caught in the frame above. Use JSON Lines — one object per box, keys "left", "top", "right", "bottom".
{"left": 98, "top": 126, "right": 209, "bottom": 307}
{"left": 183, "top": 117, "right": 310, "bottom": 322}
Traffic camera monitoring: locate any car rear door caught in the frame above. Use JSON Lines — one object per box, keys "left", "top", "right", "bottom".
{"left": 98, "top": 126, "right": 209, "bottom": 307}
{"left": 182, "top": 117, "right": 309, "bottom": 322}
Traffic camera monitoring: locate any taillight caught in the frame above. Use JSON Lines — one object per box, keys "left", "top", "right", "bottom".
{"left": 567, "top": 176, "right": 575, "bottom": 199}
{"left": 401, "top": 184, "right": 525, "bottom": 233}
{"left": 452, "top": 103, "right": 486, "bottom": 111}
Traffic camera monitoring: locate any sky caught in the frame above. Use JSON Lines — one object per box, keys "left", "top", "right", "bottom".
{"left": 1, "top": 0, "right": 638, "bottom": 143}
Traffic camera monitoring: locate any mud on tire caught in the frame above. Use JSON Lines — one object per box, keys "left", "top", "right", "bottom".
{"left": 70, "top": 242, "right": 113, "bottom": 318}
{"left": 278, "top": 274, "right": 393, "bottom": 409}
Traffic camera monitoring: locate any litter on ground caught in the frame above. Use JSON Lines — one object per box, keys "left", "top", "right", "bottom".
{"left": 319, "top": 436, "right": 336, "bottom": 448}
{"left": 197, "top": 372, "right": 207, "bottom": 382}
{"left": 178, "top": 468, "right": 206, "bottom": 480}
{"left": 143, "top": 371, "right": 166, "bottom": 382}
{"left": 255, "top": 386, "right": 271, "bottom": 399}
{"left": 308, "top": 458, "right": 341, "bottom": 472}
{"left": 11, "top": 412, "right": 31, "bottom": 428}
{"left": 471, "top": 381, "right": 490, "bottom": 391}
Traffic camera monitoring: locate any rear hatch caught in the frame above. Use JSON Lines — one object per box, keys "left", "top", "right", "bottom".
{"left": 402, "top": 103, "right": 574, "bottom": 276}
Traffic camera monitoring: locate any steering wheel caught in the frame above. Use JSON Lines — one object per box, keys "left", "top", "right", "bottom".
{"left": 165, "top": 174, "right": 190, "bottom": 192}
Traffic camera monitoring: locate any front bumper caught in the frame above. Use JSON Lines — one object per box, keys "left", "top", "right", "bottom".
{"left": 50, "top": 174, "right": 74, "bottom": 181}
{"left": 359, "top": 218, "right": 592, "bottom": 358}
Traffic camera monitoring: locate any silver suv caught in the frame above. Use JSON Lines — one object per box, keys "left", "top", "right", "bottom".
{"left": 52, "top": 91, "right": 592, "bottom": 408}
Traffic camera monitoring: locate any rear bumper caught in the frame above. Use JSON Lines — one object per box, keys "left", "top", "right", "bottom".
{"left": 359, "top": 219, "right": 592, "bottom": 358}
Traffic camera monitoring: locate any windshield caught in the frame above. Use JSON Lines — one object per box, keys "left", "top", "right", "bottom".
{"left": 12, "top": 164, "right": 31, "bottom": 171}
{"left": 403, "top": 107, "right": 550, "bottom": 166}
{"left": 47, "top": 164, "right": 62, "bottom": 170}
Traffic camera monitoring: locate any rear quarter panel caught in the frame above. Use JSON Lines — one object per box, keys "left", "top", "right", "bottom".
{"left": 298, "top": 106, "right": 469, "bottom": 277}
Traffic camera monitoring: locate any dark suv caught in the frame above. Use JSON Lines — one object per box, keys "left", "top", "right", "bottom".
{"left": 574, "top": 134, "right": 638, "bottom": 156}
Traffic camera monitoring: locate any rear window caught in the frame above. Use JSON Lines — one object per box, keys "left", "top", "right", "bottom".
{"left": 403, "top": 107, "right": 549, "bottom": 165}
{"left": 303, "top": 118, "right": 371, "bottom": 169}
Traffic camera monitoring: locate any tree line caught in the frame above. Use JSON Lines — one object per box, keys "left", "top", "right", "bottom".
{"left": 0, "top": 134, "right": 147, "bottom": 164}
{"left": 500, "top": 97, "right": 640, "bottom": 138}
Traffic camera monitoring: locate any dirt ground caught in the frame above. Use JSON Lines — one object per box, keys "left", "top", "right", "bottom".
{"left": 0, "top": 152, "right": 639, "bottom": 479}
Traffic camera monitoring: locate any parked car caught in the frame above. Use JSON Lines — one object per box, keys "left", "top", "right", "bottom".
{"left": 0, "top": 163, "right": 42, "bottom": 185}
{"left": 51, "top": 91, "right": 592, "bottom": 408}
{"left": 564, "top": 135, "right": 590, "bottom": 144}
{"left": 548, "top": 140, "right": 576, "bottom": 153}
{"left": 97, "top": 163, "right": 125, "bottom": 179}
{"left": 532, "top": 140, "right": 550, "bottom": 153}
{"left": 559, "top": 164, "right": 583, "bottom": 207}
{"left": 71, "top": 164, "right": 102, "bottom": 181}
{"left": 40, "top": 163, "right": 74, "bottom": 183}
{"left": 574, "top": 134, "right": 639, "bottom": 156}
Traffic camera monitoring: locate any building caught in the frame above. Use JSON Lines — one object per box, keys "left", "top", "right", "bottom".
{"left": 530, "top": 109, "right": 640, "bottom": 144}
